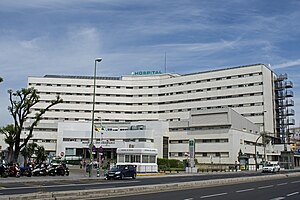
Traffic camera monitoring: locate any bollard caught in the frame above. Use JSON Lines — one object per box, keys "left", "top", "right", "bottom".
{"left": 97, "top": 168, "right": 100, "bottom": 177}
{"left": 104, "top": 169, "right": 106, "bottom": 177}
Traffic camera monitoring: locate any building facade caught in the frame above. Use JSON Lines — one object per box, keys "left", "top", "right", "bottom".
{"left": 0, "top": 63, "right": 295, "bottom": 166}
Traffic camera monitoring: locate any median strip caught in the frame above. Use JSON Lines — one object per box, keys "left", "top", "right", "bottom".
{"left": 1, "top": 172, "right": 300, "bottom": 200}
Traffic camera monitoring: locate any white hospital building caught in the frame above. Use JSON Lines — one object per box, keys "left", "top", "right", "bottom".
{"left": 1, "top": 63, "right": 297, "bottom": 168}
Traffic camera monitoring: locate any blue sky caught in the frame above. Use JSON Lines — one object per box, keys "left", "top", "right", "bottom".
{"left": 0, "top": 0, "right": 300, "bottom": 126}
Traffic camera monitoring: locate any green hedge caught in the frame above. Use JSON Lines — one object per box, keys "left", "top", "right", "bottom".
{"left": 157, "top": 158, "right": 184, "bottom": 171}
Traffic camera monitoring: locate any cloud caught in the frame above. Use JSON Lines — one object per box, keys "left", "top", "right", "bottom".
{"left": 273, "top": 59, "right": 300, "bottom": 69}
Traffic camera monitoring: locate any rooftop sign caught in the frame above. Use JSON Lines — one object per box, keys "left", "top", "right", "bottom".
{"left": 131, "top": 71, "right": 162, "bottom": 76}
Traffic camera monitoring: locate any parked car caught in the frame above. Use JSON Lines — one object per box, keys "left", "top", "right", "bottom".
{"left": 106, "top": 165, "right": 136, "bottom": 180}
{"left": 262, "top": 163, "right": 280, "bottom": 173}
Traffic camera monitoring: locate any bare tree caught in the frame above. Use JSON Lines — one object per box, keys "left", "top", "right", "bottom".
{"left": 7, "top": 87, "right": 63, "bottom": 162}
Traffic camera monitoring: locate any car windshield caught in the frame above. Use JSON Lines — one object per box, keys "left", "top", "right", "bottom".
{"left": 266, "top": 164, "right": 274, "bottom": 167}
{"left": 111, "top": 166, "right": 124, "bottom": 170}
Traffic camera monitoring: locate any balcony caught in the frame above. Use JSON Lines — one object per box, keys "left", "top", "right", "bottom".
{"left": 284, "top": 118, "right": 295, "bottom": 125}
{"left": 286, "top": 99, "right": 294, "bottom": 106}
{"left": 286, "top": 90, "right": 294, "bottom": 97}
{"left": 285, "top": 81, "right": 293, "bottom": 88}
{"left": 277, "top": 74, "right": 287, "bottom": 81}
{"left": 287, "top": 109, "right": 295, "bottom": 116}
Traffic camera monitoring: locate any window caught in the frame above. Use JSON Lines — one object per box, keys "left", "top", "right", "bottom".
{"left": 142, "top": 155, "right": 149, "bottom": 163}
{"left": 149, "top": 156, "right": 156, "bottom": 163}
{"left": 119, "top": 155, "right": 124, "bottom": 162}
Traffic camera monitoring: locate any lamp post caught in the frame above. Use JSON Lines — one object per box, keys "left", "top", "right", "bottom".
{"left": 262, "top": 111, "right": 267, "bottom": 165}
{"left": 89, "top": 58, "right": 102, "bottom": 177}
{"left": 255, "top": 111, "right": 267, "bottom": 171}
{"left": 254, "top": 134, "right": 262, "bottom": 171}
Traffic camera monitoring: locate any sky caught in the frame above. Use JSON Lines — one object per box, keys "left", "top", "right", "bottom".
{"left": 0, "top": 0, "right": 300, "bottom": 127}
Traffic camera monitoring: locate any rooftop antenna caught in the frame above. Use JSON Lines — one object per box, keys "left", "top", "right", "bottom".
{"left": 164, "top": 52, "right": 167, "bottom": 73}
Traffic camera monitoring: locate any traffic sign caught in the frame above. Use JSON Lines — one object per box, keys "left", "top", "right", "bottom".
{"left": 60, "top": 152, "right": 64, "bottom": 157}
{"left": 298, "top": 149, "right": 300, "bottom": 154}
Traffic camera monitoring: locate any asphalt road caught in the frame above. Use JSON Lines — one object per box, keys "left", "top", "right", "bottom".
{"left": 103, "top": 176, "right": 300, "bottom": 200}
{"left": 0, "top": 169, "right": 295, "bottom": 196}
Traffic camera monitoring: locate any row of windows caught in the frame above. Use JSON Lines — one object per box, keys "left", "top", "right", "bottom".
{"left": 37, "top": 93, "right": 263, "bottom": 116}
{"left": 169, "top": 152, "right": 230, "bottom": 157}
{"left": 62, "top": 138, "right": 154, "bottom": 143}
{"left": 118, "top": 154, "right": 156, "bottom": 163}
{"left": 169, "top": 127, "right": 230, "bottom": 132}
{"left": 169, "top": 139, "right": 229, "bottom": 144}
{"left": 27, "top": 106, "right": 264, "bottom": 123}
{"left": 30, "top": 72, "right": 262, "bottom": 89}
{"left": 35, "top": 82, "right": 262, "bottom": 98}
{"left": 33, "top": 101, "right": 263, "bottom": 115}
{"left": 20, "top": 139, "right": 56, "bottom": 143}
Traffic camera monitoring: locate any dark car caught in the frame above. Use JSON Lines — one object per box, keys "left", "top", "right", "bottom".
{"left": 106, "top": 165, "right": 136, "bottom": 180}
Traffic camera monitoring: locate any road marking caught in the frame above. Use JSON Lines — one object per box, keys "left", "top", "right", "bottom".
{"left": 291, "top": 180, "right": 300, "bottom": 184}
{"left": 277, "top": 183, "right": 288, "bottom": 186}
{"left": 200, "top": 193, "right": 227, "bottom": 199}
{"left": 184, "top": 198, "right": 193, "bottom": 200}
{"left": 269, "top": 197, "right": 285, "bottom": 200}
{"left": 258, "top": 185, "right": 274, "bottom": 189}
{"left": 286, "top": 192, "right": 299, "bottom": 197}
{"left": 236, "top": 188, "right": 254, "bottom": 193}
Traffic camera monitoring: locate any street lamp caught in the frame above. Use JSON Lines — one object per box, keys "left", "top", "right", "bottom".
{"left": 89, "top": 58, "right": 102, "bottom": 177}
{"left": 255, "top": 111, "right": 267, "bottom": 171}
{"left": 254, "top": 134, "right": 262, "bottom": 171}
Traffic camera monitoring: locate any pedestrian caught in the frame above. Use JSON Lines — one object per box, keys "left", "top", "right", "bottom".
{"left": 107, "top": 160, "right": 110, "bottom": 170}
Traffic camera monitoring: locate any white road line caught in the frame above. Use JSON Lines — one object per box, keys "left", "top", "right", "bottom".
{"left": 258, "top": 185, "right": 274, "bottom": 189}
{"left": 200, "top": 193, "right": 227, "bottom": 199}
{"left": 277, "top": 183, "right": 288, "bottom": 186}
{"left": 236, "top": 188, "right": 255, "bottom": 193}
{"left": 183, "top": 198, "right": 193, "bottom": 200}
{"left": 291, "top": 180, "right": 300, "bottom": 184}
{"left": 269, "top": 197, "right": 285, "bottom": 200}
{"left": 286, "top": 192, "right": 299, "bottom": 197}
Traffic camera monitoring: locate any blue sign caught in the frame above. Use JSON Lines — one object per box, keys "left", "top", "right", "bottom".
{"left": 298, "top": 149, "right": 300, "bottom": 154}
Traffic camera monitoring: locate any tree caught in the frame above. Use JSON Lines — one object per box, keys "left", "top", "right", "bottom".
{"left": 0, "top": 124, "right": 15, "bottom": 162}
{"left": 6, "top": 87, "right": 62, "bottom": 162}
{"left": 21, "top": 142, "right": 38, "bottom": 165}
{"left": 35, "top": 145, "right": 47, "bottom": 163}
{"left": 0, "top": 77, "right": 3, "bottom": 83}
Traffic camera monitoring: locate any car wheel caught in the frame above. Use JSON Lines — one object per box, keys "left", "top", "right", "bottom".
{"left": 132, "top": 173, "right": 136, "bottom": 179}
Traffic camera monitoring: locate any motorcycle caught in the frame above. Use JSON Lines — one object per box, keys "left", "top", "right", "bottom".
{"left": 0, "top": 164, "right": 9, "bottom": 178}
{"left": 8, "top": 163, "right": 21, "bottom": 178}
{"left": 32, "top": 163, "right": 48, "bottom": 176}
{"left": 20, "top": 164, "right": 33, "bottom": 177}
{"left": 48, "top": 163, "right": 69, "bottom": 176}
{"left": 47, "top": 164, "right": 57, "bottom": 176}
